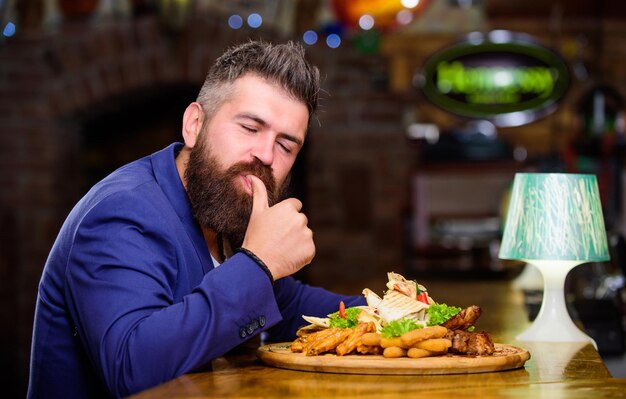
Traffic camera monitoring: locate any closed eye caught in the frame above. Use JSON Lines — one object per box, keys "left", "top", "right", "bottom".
{"left": 278, "top": 141, "right": 293, "bottom": 154}
{"left": 241, "top": 124, "right": 258, "bottom": 133}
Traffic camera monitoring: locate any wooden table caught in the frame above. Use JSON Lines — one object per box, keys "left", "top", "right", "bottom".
{"left": 129, "top": 278, "right": 626, "bottom": 398}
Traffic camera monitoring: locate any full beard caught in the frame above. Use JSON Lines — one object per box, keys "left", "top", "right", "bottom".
{"left": 184, "top": 140, "right": 290, "bottom": 249}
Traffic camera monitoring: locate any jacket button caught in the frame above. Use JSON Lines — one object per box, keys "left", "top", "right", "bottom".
{"left": 251, "top": 319, "right": 259, "bottom": 329}
{"left": 239, "top": 327, "right": 247, "bottom": 338}
{"left": 247, "top": 324, "right": 254, "bottom": 334}
{"left": 259, "top": 316, "right": 266, "bottom": 327}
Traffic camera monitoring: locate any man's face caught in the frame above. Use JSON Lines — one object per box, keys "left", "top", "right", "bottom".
{"left": 184, "top": 74, "right": 309, "bottom": 247}
{"left": 185, "top": 137, "right": 284, "bottom": 248}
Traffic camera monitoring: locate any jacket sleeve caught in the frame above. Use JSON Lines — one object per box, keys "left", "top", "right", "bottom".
{"left": 64, "top": 191, "right": 283, "bottom": 397}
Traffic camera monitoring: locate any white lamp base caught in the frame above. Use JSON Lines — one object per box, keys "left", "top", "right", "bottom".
{"left": 516, "top": 260, "right": 597, "bottom": 348}
{"left": 512, "top": 262, "right": 543, "bottom": 291}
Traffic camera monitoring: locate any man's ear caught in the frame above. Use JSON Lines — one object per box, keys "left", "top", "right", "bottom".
{"left": 182, "top": 102, "right": 204, "bottom": 148}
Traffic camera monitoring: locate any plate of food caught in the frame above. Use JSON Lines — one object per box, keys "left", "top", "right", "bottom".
{"left": 257, "top": 272, "right": 530, "bottom": 375}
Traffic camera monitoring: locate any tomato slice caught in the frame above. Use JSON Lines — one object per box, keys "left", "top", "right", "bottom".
{"left": 339, "top": 301, "right": 346, "bottom": 318}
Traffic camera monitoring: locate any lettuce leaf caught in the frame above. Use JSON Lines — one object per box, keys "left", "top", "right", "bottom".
{"left": 329, "top": 307, "right": 361, "bottom": 329}
{"left": 380, "top": 318, "right": 421, "bottom": 338}
{"left": 427, "top": 303, "right": 461, "bottom": 326}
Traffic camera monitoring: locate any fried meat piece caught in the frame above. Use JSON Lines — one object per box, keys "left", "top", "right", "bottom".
{"left": 291, "top": 331, "right": 320, "bottom": 352}
{"left": 307, "top": 328, "right": 352, "bottom": 356}
{"left": 336, "top": 322, "right": 375, "bottom": 356}
{"left": 294, "top": 328, "right": 338, "bottom": 353}
{"left": 356, "top": 344, "right": 383, "bottom": 355}
{"left": 291, "top": 325, "right": 331, "bottom": 352}
{"left": 290, "top": 337, "right": 306, "bottom": 352}
{"left": 445, "top": 329, "right": 495, "bottom": 355}
{"left": 441, "top": 305, "right": 482, "bottom": 330}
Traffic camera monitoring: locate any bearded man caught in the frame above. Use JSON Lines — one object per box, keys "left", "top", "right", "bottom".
{"left": 27, "top": 41, "right": 365, "bottom": 399}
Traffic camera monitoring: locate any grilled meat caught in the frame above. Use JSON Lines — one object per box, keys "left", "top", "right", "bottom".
{"left": 445, "top": 329, "right": 495, "bottom": 355}
{"left": 441, "top": 305, "right": 482, "bottom": 330}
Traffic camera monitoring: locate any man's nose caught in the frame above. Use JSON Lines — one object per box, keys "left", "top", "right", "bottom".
{"left": 251, "top": 136, "right": 274, "bottom": 166}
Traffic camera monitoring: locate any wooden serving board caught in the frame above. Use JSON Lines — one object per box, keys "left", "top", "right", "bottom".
{"left": 257, "top": 342, "right": 530, "bottom": 375}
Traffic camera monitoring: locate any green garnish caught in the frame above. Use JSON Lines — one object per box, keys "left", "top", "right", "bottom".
{"left": 329, "top": 307, "right": 361, "bottom": 329}
{"left": 427, "top": 303, "right": 461, "bottom": 326}
{"left": 380, "top": 318, "right": 422, "bottom": 338}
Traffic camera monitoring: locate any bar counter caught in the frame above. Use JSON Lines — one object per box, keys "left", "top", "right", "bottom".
{"left": 129, "top": 277, "right": 626, "bottom": 398}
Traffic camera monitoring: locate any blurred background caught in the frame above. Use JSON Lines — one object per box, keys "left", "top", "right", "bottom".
{"left": 1, "top": 0, "right": 626, "bottom": 396}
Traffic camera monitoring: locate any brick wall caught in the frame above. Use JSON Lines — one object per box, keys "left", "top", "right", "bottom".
{"left": 302, "top": 49, "right": 414, "bottom": 288}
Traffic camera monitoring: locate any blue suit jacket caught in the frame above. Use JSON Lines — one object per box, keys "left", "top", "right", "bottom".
{"left": 27, "top": 143, "right": 365, "bottom": 398}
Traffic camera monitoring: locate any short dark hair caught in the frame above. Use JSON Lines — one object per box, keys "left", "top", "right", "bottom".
{"left": 197, "top": 40, "right": 320, "bottom": 123}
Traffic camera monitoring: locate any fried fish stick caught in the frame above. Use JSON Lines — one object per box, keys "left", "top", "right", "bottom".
{"left": 380, "top": 336, "right": 408, "bottom": 349}
{"left": 401, "top": 325, "right": 448, "bottom": 347}
{"left": 307, "top": 328, "right": 352, "bottom": 356}
{"left": 336, "top": 322, "right": 375, "bottom": 356}
{"left": 360, "top": 332, "right": 382, "bottom": 347}
{"left": 383, "top": 346, "right": 407, "bottom": 358}
{"left": 413, "top": 338, "right": 451, "bottom": 353}
{"left": 407, "top": 348, "right": 434, "bottom": 358}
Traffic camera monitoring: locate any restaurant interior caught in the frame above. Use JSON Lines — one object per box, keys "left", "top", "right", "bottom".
{"left": 1, "top": 0, "right": 626, "bottom": 396}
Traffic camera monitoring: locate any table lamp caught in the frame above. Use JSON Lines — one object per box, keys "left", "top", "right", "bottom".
{"left": 499, "top": 173, "right": 610, "bottom": 344}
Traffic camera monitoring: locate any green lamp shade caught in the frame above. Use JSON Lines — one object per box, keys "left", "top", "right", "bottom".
{"left": 499, "top": 173, "right": 610, "bottom": 262}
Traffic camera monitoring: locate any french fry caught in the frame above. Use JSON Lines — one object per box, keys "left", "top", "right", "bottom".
{"left": 383, "top": 346, "right": 407, "bottom": 358}
{"left": 360, "top": 332, "right": 381, "bottom": 346}
{"left": 407, "top": 348, "right": 434, "bottom": 358}
{"left": 401, "top": 325, "right": 448, "bottom": 347}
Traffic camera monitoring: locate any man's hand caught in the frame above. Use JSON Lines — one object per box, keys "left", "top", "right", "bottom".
{"left": 241, "top": 175, "right": 315, "bottom": 280}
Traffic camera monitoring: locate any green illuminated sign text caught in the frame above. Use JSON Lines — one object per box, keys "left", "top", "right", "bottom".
{"left": 437, "top": 61, "right": 557, "bottom": 104}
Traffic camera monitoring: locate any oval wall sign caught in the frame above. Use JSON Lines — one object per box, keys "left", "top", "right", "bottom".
{"left": 416, "top": 30, "right": 570, "bottom": 127}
